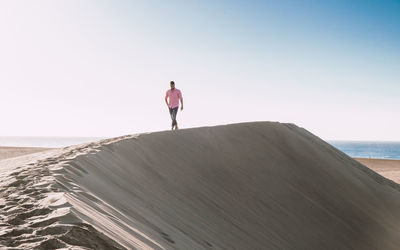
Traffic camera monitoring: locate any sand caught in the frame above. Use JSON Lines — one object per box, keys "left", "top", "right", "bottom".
{"left": 355, "top": 158, "right": 400, "bottom": 184}
{"left": 1, "top": 122, "right": 400, "bottom": 249}
{"left": 0, "top": 146, "right": 50, "bottom": 161}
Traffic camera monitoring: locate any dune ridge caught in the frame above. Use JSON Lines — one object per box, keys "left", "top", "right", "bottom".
{"left": 1, "top": 122, "right": 400, "bottom": 249}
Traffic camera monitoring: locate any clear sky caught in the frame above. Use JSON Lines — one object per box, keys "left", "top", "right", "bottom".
{"left": 0, "top": 0, "right": 399, "bottom": 140}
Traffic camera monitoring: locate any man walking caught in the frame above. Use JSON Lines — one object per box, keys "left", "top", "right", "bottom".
{"left": 165, "top": 81, "right": 183, "bottom": 130}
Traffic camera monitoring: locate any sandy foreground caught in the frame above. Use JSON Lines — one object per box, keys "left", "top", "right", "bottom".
{"left": 1, "top": 122, "right": 400, "bottom": 249}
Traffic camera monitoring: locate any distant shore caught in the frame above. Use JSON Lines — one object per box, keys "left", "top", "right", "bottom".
{"left": 0, "top": 146, "right": 50, "bottom": 161}
{"left": 0, "top": 146, "right": 399, "bottom": 184}
{"left": 355, "top": 158, "right": 400, "bottom": 184}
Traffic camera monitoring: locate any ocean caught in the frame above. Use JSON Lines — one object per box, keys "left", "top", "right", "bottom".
{"left": 329, "top": 141, "right": 400, "bottom": 160}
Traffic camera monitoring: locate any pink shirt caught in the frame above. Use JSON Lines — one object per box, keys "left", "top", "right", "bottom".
{"left": 166, "top": 89, "right": 182, "bottom": 108}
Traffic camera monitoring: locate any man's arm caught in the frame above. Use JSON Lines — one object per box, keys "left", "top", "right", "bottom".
{"left": 180, "top": 93, "right": 184, "bottom": 111}
{"left": 165, "top": 93, "right": 169, "bottom": 107}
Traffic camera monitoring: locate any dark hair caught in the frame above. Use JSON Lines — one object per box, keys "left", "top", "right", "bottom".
{"left": 170, "top": 81, "right": 175, "bottom": 85}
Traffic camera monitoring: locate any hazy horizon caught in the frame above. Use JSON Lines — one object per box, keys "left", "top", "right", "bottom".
{"left": 0, "top": 0, "right": 399, "bottom": 140}
{"left": 1, "top": 126, "right": 400, "bottom": 142}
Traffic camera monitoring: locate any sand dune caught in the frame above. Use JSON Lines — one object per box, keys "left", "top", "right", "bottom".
{"left": 1, "top": 122, "right": 400, "bottom": 249}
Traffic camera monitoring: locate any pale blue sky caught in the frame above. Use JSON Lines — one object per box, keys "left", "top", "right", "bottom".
{"left": 0, "top": 0, "right": 399, "bottom": 140}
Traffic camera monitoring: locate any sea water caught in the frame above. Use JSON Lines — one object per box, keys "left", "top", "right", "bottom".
{"left": 329, "top": 141, "right": 400, "bottom": 160}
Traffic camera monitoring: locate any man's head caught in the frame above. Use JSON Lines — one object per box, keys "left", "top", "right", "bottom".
{"left": 170, "top": 81, "right": 175, "bottom": 90}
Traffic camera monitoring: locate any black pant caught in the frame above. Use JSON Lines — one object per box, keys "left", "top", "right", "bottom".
{"left": 169, "top": 107, "right": 178, "bottom": 127}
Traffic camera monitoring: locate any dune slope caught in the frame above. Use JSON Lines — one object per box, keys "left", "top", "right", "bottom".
{"left": 1, "top": 122, "right": 400, "bottom": 249}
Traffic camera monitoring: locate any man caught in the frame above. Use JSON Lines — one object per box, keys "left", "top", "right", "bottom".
{"left": 165, "top": 81, "right": 183, "bottom": 130}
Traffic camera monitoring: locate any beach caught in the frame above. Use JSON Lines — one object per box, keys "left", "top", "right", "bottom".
{"left": 1, "top": 122, "right": 400, "bottom": 249}
{"left": 0, "top": 147, "right": 50, "bottom": 161}
{"left": 355, "top": 158, "right": 400, "bottom": 184}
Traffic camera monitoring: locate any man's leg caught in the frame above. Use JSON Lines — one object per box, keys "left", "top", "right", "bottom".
{"left": 172, "top": 107, "right": 178, "bottom": 130}
{"left": 169, "top": 108, "right": 174, "bottom": 130}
